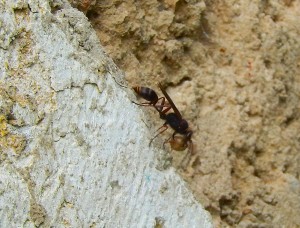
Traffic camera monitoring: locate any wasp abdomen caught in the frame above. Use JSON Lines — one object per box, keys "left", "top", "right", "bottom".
{"left": 133, "top": 86, "right": 158, "bottom": 103}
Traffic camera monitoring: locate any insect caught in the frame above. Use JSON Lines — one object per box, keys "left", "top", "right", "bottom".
{"left": 150, "top": 83, "right": 194, "bottom": 166}
{"left": 133, "top": 83, "right": 194, "bottom": 168}
{"left": 132, "top": 86, "right": 170, "bottom": 113}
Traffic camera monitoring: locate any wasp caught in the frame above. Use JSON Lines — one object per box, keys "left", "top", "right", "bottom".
{"left": 133, "top": 83, "right": 194, "bottom": 167}
{"left": 149, "top": 83, "right": 193, "bottom": 158}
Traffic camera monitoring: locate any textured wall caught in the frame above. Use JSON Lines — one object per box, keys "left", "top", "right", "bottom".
{"left": 71, "top": 0, "right": 300, "bottom": 227}
{"left": 0, "top": 1, "right": 212, "bottom": 227}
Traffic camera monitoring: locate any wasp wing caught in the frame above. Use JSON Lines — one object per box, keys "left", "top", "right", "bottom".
{"left": 158, "top": 83, "right": 182, "bottom": 119}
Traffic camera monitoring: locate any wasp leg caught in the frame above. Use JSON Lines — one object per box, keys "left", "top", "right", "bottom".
{"left": 149, "top": 124, "right": 168, "bottom": 146}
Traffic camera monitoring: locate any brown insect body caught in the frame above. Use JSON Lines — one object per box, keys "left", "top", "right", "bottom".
{"left": 149, "top": 83, "right": 194, "bottom": 158}
{"left": 132, "top": 86, "right": 170, "bottom": 112}
{"left": 133, "top": 83, "right": 194, "bottom": 167}
{"left": 133, "top": 86, "right": 158, "bottom": 104}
